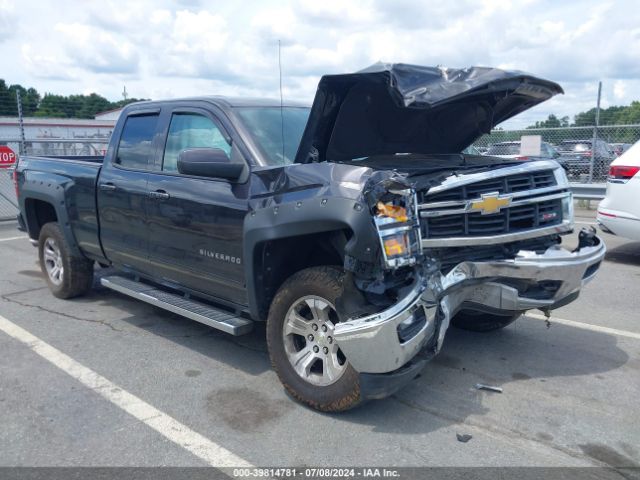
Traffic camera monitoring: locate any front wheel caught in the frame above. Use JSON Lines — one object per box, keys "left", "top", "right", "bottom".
{"left": 451, "top": 310, "right": 521, "bottom": 332}
{"left": 266, "top": 266, "right": 362, "bottom": 412}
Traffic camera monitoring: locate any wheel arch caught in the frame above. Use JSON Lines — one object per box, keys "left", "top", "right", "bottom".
{"left": 243, "top": 197, "right": 381, "bottom": 321}
{"left": 21, "top": 189, "right": 83, "bottom": 258}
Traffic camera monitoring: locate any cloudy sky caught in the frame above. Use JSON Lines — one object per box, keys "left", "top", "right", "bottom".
{"left": 1, "top": 0, "right": 639, "bottom": 127}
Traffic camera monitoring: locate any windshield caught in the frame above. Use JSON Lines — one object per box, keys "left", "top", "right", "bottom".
{"left": 487, "top": 144, "right": 521, "bottom": 155}
{"left": 235, "top": 107, "right": 310, "bottom": 165}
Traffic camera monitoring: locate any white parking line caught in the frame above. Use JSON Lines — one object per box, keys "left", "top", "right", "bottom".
{"left": 574, "top": 220, "right": 597, "bottom": 226}
{"left": 0, "top": 236, "right": 27, "bottom": 242}
{"left": 0, "top": 313, "right": 253, "bottom": 469}
{"left": 527, "top": 313, "right": 640, "bottom": 340}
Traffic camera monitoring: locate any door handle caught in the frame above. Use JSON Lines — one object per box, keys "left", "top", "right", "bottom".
{"left": 99, "top": 182, "right": 117, "bottom": 192}
{"left": 149, "top": 190, "right": 170, "bottom": 200}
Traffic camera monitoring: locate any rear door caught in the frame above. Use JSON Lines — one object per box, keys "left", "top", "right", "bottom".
{"left": 97, "top": 110, "right": 161, "bottom": 274}
{"left": 145, "top": 104, "right": 249, "bottom": 305}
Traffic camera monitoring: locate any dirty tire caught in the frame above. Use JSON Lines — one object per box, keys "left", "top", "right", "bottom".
{"left": 451, "top": 310, "right": 521, "bottom": 332}
{"left": 38, "top": 222, "right": 94, "bottom": 299}
{"left": 266, "top": 266, "right": 362, "bottom": 412}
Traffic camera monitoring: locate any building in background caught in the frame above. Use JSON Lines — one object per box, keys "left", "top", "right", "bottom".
{"left": 94, "top": 108, "right": 123, "bottom": 122}
{"left": 0, "top": 116, "right": 116, "bottom": 156}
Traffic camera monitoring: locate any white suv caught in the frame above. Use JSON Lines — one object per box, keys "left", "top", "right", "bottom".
{"left": 597, "top": 140, "right": 640, "bottom": 241}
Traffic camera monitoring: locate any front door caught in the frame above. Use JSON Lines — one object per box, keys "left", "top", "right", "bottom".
{"left": 97, "top": 111, "right": 160, "bottom": 274}
{"left": 145, "top": 107, "right": 248, "bottom": 305}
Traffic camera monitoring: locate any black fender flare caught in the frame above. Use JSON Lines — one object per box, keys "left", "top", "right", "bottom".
{"left": 19, "top": 171, "right": 84, "bottom": 258}
{"left": 243, "top": 196, "right": 381, "bottom": 320}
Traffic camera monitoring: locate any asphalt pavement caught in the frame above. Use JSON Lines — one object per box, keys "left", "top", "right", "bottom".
{"left": 0, "top": 204, "right": 639, "bottom": 470}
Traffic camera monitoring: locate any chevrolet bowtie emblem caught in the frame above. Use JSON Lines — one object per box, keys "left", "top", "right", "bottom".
{"left": 469, "top": 192, "right": 513, "bottom": 215}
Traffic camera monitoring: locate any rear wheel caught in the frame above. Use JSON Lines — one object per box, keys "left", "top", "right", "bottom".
{"left": 451, "top": 310, "right": 521, "bottom": 332}
{"left": 266, "top": 266, "right": 362, "bottom": 412}
{"left": 38, "top": 222, "right": 94, "bottom": 299}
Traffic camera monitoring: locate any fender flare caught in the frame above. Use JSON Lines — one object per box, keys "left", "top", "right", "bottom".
{"left": 19, "top": 171, "right": 84, "bottom": 258}
{"left": 243, "top": 196, "right": 381, "bottom": 320}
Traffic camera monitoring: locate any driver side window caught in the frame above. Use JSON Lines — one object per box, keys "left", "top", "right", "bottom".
{"left": 162, "top": 113, "right": 231, "bottom": 172}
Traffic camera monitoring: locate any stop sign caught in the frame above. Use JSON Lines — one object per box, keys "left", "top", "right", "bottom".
{"left": 0, "top": 146, "right": 16, "bottom": 168}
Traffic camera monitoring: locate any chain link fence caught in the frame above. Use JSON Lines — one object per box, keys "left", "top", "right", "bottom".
{"left": 471, "top": 124, "right": 640, "bottom": 183}
{"left": 1, "top": 126, "right": 639, "bottom": 220}
{"left": 0, "top": 139, "right": 109, "bottom": 220}
{"left": 0, "top": 169, "right": 18, "bottom": 221}
{"left": 0, "top": 139, "right": 20, "bottom": 221}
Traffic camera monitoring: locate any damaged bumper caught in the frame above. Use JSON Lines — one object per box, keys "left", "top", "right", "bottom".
{"left": 334, "top": 234, "right": 606, "bottom": 378}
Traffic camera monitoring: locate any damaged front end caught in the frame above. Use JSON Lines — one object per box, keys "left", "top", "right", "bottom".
{"left": 335, "top": 171, "right": 438, "bottom": 399}
{"left": 334, "top": 167, "right": 605, "bottom": 401}
{"left": 283, "top": 63, "right": 605, "bottom": 400}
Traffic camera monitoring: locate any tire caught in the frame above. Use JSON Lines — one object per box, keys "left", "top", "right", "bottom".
{"left": 38, "top": 222, "right": 94, "bottom": 299}
{"left": 266, "top": 266, "right": 362, "bottom": 412}
{"left": 451, "top": 309, "right": 521, "bottom": 332}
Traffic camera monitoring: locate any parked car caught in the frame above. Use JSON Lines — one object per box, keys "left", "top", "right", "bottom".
{"left": 462, "top": 145, "right": 482, "bottom": 155}
{"left": 485, "top": 141, "right": 561, "bottom": 162}
{"left": 610, "top": 143, "right": 633, "bottom": 157}
{"left": 556, "top": 139, "right": 615, "bottom": 179}
{"left": 597, "top": 140, "right": 640, "bottom": 241}
{"left": 13, "top": 64, "right": 604, "bottom": 412}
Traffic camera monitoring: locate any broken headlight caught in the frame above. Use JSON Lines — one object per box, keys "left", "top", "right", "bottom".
{"left": 374, "top": 191, "right": 422, "bottom": 269}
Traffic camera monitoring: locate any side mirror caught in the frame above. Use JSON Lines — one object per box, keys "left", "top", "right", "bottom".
{"left": 177, "top": 148, "right": 243, "bottom": 180}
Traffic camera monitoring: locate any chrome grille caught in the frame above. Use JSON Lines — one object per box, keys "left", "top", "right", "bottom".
{"left": 421, "top": 170, "right": 557, "bottom": 203}
{"left": 421, "top": 198, "right": 563, "bottom": 238}
{"left": 418, "top": 163, "right": 572, "bottom": 247}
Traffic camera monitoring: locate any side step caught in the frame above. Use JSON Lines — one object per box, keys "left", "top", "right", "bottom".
{"left": 100, "top": 275, "right": 253, "bottom": 336}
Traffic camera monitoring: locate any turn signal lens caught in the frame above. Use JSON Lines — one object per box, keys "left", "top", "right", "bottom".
{"left": 383, "top": 234, "right": 408, "bottom": 257}
{"left": 376, "top": 201, "right": 408, "bottom": 222}
{"left": 609, "top": 165, "right": 640, "bottom": 180}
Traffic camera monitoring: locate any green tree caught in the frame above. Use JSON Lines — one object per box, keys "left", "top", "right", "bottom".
{"left": 71, "top": 93, "right": 112, "bottom": 118}
{"left": 0, "top": 80, "right": 14, "bottom": 115}
{"left": 528, "top": 114, "right": 569, "bottom": 129}
{"left": 31, "top": 92, "right": 147, "bottom": 119}
{"left": 0, "top": 81, "right": 41, "bottom": 116}
{"left": 35, "top": 94, "right": 71, "bottom": 118}
{"left": 614, "top": 101, "right": 640, "bottom": 124}
{"left": 9, "top": 85, "right": 40, "bottom": 116}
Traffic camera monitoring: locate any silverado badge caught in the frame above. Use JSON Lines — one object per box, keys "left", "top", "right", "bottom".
{"left": 469, "top": 192, "right": 513, "bottom": 215}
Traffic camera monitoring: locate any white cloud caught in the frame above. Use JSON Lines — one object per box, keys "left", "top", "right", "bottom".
{"left": 613, "top": 80, "right": 627, "bottom": 101}
{"left": 1, "top": 0, "right": 638, "bottom": 126}
{"left": 21, "top": 43, "right": 75, "bottom": 81}
{"left": 0, "top": 0, "right": 15, "bottom": 42}
{"left": 54, "top": 22, "right": 139, "bottom": 74}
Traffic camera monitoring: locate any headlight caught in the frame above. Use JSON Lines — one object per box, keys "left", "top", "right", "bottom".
{"left": 383, "top": 233, "right": 409, "bottom": 257}
{"left": 373, "top": 191, "right": 422, "bottom": 269}
{"left": 376, "top": 201, "right": 408, "bottom": 223}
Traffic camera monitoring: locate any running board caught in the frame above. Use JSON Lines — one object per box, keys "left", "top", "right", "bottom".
{"left": 100, "top": 275, "right": 253, "bottom": 336}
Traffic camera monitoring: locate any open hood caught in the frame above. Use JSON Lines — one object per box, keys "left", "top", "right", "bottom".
{"left": 294, "top": 63, "right": 563, "bottom": 164}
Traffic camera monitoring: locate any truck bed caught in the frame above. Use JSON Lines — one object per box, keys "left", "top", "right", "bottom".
{"left": 16, "top": 155, "right": 104, "bottom": 261}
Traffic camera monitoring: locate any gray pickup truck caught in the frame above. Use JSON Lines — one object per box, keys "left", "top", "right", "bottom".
{"left": 14, "top": 63, "right": 605, "bottom": 412}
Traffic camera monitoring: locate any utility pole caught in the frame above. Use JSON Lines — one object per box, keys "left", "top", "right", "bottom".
{"left": 15, "top": 90, "right": 26, "bottom": 156}
{"left": 122, "top": 86, "right": 128, "bottom": 101}
{"left": 588, "top": 81, "right": 602, "bottom": 183}
{"left": 278, "top": 40, "right": 285, "bottom": 162}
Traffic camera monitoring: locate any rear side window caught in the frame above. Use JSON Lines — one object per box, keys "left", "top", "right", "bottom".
{"left": 163, "top": 113, "right": 231, "bottom": 172}
{"left": 116, "top": 114, "right": 159, "bottom": 169}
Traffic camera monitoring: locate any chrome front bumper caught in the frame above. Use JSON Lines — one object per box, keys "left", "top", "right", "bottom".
{"left": 334, "top": 235, "right": 606, "bottom": 374}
